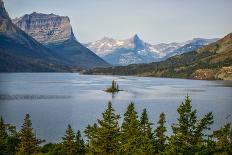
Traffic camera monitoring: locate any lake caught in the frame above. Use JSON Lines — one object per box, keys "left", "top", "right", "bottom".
{"left": 0, "top": 73, "right": 231, "bottom": 143}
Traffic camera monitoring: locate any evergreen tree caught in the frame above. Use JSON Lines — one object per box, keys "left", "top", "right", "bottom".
{"left": 6, "top": 125, "right": 20, "bottom": 155}
{"left": 120, "top": 102, "right": 143, "bottom": 154}
{"left": 154, "top": 112, "right": 167, "bottom": 154}
{"left": 84, "top": 123, "right": 98, "bottom": 154}
{"left": 87, "top": 101, "right": 121, "bottom": 154}
{"left": 0, "top": 116, "right": 8, "bottom": 155}
{"left": 112, "top": 80, "right": 115, "bottom": 90}
{"left": 166, "top": 96, "right": 214, "bottom": 155}
{"left": 139, "top": 109, "right": 154, "bottom": 155}
{"left": 75, "top": 130, "right": 85, "bottom": 155}
{"left": 17, "top": 114, "right": 39, "bottom": 155}
{"left": 62, "top": 124, "right": 76, "bottom": 155}
{"left": 213, "top": 123, "right": 232, "bottom": 154}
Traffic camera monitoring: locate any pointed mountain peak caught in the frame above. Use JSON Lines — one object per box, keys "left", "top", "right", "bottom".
{"left": 133, "top": 34, "right": 140, "bottom": 39}
{"left": 131, "top": 34, "right": 144, "bottom": 50}
{"left": 0, "top": 0, "right": 10, "bottom": 20}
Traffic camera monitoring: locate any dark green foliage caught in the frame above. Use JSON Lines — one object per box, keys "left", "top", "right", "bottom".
{"left": 41, "top": 143, "right": 66, "bottom": 155}
{"left": 212, "top": 123, "right": 232, "bottom": 154}
{"left": 120, "top": 102, "right": 143, "bottom": 154}
{"left": 154, "top": 112, "right": 167, "bottom": 154}
{"left": 139, "top": 109, "right": 154, "bottom": 154}
{"left": 0, "top": 116, "right": 20, "bottom": 155}
{"left": 17, "top": 114, "right": 40, "bottom": 155}
{"left": 166, "top": 95, "right": 214, "bottom": 155}
{"left": 1, "top": 96, "right": 232, "bottom": 155}
{"left": 85, "top": 101, "right": 121, "bottom": 154}
{"left": 0, "top": 116, "right": 8, "bottom": 155}
{"left": 62, "top": 124, "right": 76, "bottom": 155}
{"left": 105, "top": 80, "right": 121, "bottom": 93}
{"left": 75, "top": 130, "right": 85, "bottom": 155}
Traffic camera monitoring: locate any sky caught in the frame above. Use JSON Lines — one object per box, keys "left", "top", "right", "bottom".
{"left": 4, "top": 0, "right": 232, "bottom": 44}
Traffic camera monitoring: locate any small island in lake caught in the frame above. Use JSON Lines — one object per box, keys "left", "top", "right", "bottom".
{"left": 104, "top": 80, "right": 123, "bottom": 93}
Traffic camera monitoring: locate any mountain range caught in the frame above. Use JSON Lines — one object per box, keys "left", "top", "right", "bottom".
{"left": 86, "top": 35, "right": 218, "bottom": 66}
{"left": 0, "top": 0, "right": 109, "bottom": 72}
{"left": 83, "top": 32, "right": 232, "bottom": 80}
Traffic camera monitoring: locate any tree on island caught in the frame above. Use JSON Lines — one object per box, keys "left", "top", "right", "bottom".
{"left": 105, "top": 80, "right": 122, "bottom": 93}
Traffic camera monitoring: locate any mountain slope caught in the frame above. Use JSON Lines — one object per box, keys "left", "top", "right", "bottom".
{"left": 13, "top": 12, "right": 110, "bottom": 69}
{"left": 0, "top": 0, "right": 67, "bottom": 72}
{"left": 83, "top": 33, "right": 232, "bottom": 80}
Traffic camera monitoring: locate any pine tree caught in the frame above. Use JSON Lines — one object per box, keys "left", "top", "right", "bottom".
{"left": 154, "top": 112, "right": 167, "bottom": 154}
{"left": 120, "top": 102, "right": 143, "bottom": 154}
{"left": 112, "top": 80, "right": 115, "bottom": 90}
{"left": 75, "top": 130, "right": 85, "bottom": 155}
{"left": 166, "top": 96, "right": 214, "bottom": 154}
{"left": 17, "top": 114, "right": 39, "bottom": 155}
{"left": 213, "top": 123, "right": 232, "bottom": 154}
{"left": 62, "top": 124, "right": 76, "bottom": 155}
{"left": 139, "top": 109, "right": 154, "bottom": 155}
{"left": 87, "top": 101, "right": 121, "bottom": 154}
{"left": 6, "top": 125, "right": 20, "bottom": 155}
{"left": 84, "top": 123, "right": 98, "bottom": 154}
{"left": 0, "top": 116, "right": 8, "bottom": 155}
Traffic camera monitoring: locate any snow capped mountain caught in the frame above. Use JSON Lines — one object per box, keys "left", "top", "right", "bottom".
{"left": 86, "top": 35, "right": 219, "bottom": 66}
{"left": 86, "top": 34, "right": 164, "bottom": 65}
{"left": 162, "top": 38, "right": 219, "bottom": 59}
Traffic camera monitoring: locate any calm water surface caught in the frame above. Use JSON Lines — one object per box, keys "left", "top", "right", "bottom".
{"left": 0, "top": 73, "right": 231, "bottom": 143}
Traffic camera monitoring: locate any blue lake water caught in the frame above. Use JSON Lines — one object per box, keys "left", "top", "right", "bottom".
{"left": 0, "top": 73, "right": 231, "bottom": 143}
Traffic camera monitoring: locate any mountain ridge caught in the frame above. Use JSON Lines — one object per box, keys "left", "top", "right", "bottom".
{"left": 86, "top": 35, "right": 218, "bottom": 66}
{"left": 83, "top": 32, "right": 232, "bottom": 80}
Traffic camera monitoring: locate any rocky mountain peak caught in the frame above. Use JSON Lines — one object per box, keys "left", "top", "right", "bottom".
{"left": 13, "top": 12, "right": 76, "bottom": 44}
{"left": 0, "top": 0, "right": 10, "bottom": 20}
{"left": 131, "top": 34, "right": 145, "bottom": 51}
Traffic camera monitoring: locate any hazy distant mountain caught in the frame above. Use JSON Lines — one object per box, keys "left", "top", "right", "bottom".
{"left": 83, "top": 32, "right": 232, "bottom": 80}
{"left": 13, "top": 12, "right": 110, "bottom": 68}
{"left": 0, "top": 0, "right": 67, "bottom": 72}
{"left": 86, "top": 34, "right": 165, "bottom": 65}
{"left": 162, "top": 38, "right": 219, "bottom": 59}
{"left": 86, "top": 35, "right": 218, "bottom": 66}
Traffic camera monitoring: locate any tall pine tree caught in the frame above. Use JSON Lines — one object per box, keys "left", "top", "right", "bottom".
{"left": 0, "top": 116, "right": 8, "bottom": 155}
{"left": 166, "top": 96, "right": 214, "bottom": 154}
{"left": 139, "top": 109, "right": 154, "bottom": 155}
{"left": 120, "top": 102, "right": 143, "bottom": 154}
{"left": 17, "top": 114, "right": 39, "bottom": 155}
{"left": 75, "top": 130, "right": 85, "bottom": 155}
{"left": 154, "top": 112, "right": 167, "bottom": 154}
{"left": 62, "top": 124, "right": 76, "bottom": 155}
{"left": 87, "top": 101, "right": 121, "bottom": 154}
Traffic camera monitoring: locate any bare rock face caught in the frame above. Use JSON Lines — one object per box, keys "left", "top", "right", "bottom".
{"left": 13, "top": 12, "right": 76, "bottom": 44}
{"left": 12, "top": 12, "right": 110, "bottom": 68}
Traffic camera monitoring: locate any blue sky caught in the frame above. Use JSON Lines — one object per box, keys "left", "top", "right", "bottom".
{"left": 4, "top": 0, "right": 232, "bottom": 44}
